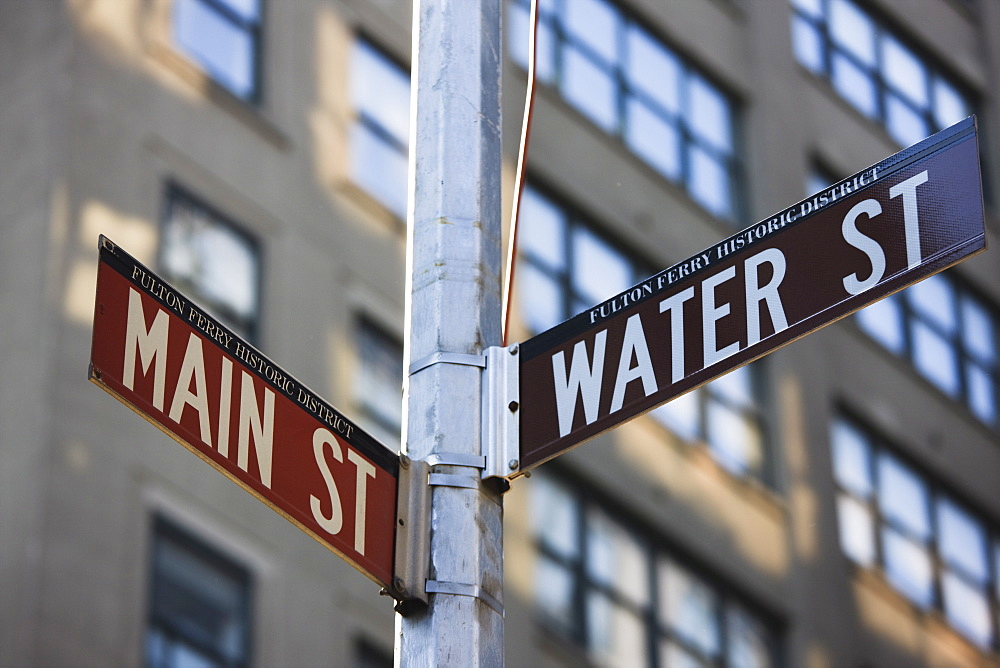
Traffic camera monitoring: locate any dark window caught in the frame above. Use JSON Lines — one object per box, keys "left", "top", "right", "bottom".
{"left": 354, "top": 637, "right": 393, "bottom": 668}
{"left": 355, "top": 318, "right": 404, "bottom": 449}
{"left": 146, "top": 517, "right": 253, "bottom": 667}
{"left": 509, "top": 0, "right": 740, "bottom": 219}
{"left": 161, "top": 185, "right": 262, "bottom": 344}
{"left": 531, "top": 473, "right": 777, "bottom": 666}
{"left": 831, "top": 415, "right": 1000, "bottom": 648}
{"left": 790, "top": 0, "right": 970, "bottom": 146}
{"left": 517, "top": 184, "right": 772, "bottom": 484}
{"left": 173, "top": 0, "right": 262, "bottom": 101}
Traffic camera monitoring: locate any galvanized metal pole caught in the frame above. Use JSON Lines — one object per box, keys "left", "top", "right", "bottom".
{"left": 397, "top": 0, "right": 504, "bottom": 665}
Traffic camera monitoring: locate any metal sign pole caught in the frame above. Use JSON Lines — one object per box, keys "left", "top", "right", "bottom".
{"left": 396, "top": 0, "right": 504, "bottom": 664}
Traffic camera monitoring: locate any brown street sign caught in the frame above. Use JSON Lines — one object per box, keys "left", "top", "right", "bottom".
{"left": 89, "top": 237, "right": 398, "bottom": 588}
{"left": 518, "top": 117, "right": 987, "bottom": 471}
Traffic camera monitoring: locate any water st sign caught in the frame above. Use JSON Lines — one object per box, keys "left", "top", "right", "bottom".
{"left": 518, "top": 117, "right": 986, "bottom": 471}
{"left": 89, "top": 237, "right": 398, "bottom": 588}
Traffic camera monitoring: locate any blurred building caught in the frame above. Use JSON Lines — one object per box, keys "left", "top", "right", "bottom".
{"left": 2, "top": 0, "right": 999, "bottom": 666}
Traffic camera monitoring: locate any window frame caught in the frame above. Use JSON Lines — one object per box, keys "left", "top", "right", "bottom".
{"left": 160, "top": 182, "right": 264, "bottom": 346}
{"left": 530, "top": 470, "right": 780, "bottom": 667}
{"left": 790, "top": 0, "right": 973, "bottom": 147}
{"left": 172, "top": 0, "right": 264, "bottom": 103}
{"left": 508, "top": 0, "right": 742, "bottom": 220}
{"left": 146, "top": 515, "right": 254, "bottom": 667}
{"left": 354, "top": 316, "right": 405, "bottom": 450}
{"left": 854, "top": 271, "right": 1000, "bottom": 428}
{"left": 831, "top": 412, "right": 1000, "bottom": 650}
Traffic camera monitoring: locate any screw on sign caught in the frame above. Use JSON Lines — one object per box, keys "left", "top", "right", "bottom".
{"left": 517, "top": 117, "right": 987, "bottom": 472}
{"left": 89, "top": 237, "right": 399, "bottom": 588}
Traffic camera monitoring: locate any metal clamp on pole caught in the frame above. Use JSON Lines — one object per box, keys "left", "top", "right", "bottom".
{"left": 482, "top": 344, "right": 520, "bottom": 479}
{"left": 409, "top": 351, "right": 486, "bottom": 376}
{"left": 392, "top": 457, "right": 431, "bottom": 614}
{"left": 425, "top": 579, "right": 504, "bottom": 617}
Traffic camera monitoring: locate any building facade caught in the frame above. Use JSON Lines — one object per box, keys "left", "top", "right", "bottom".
{"left": 1, "top": 0, "right": 999, "bottom": 666}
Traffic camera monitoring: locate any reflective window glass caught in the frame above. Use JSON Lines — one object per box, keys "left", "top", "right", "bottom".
{"left": 837, "top": 494, "right": 876, "bottom": 565}
{"left": 355, "top": 320, "right": 403, "bottom": 449}
{"left": 565, "top": 0, "right": 619, "bottom": 63}
{"left": 882, "top": 528, "right": 934, "bottom": 607}
{"left": 881, "top": 37, "right": 928, "bottom": 106}
{"left": 562, "top": 47, "right": 618, "bottom": 133}
{"left": 878, "top": 453, "right": 930, "bottom": 539}
{"left": 174, "top": 0, "right": 260, "bottom": 101}
{"left": 829, "top": 0, "right": 876, "bottom": 65}
{"left": 937, "top": 498, "right": 988, "bottom": 583}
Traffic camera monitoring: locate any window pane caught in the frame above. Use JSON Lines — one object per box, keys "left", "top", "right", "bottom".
{"left": 961, "top": 297, "right": 996, "bottom": 364}
{"left": 913, "top": 322, "right": 960, "bottom": 396}
{"left": 626, "top": 26, "right": 681, "bottom": 114}
{"left": 885, "top": 94, "right": 930, "bottom": 147}
{"left": 162, "top": 191, "right": 259, "bottom": 341}
{"left": 565, "top": 0, "right": 619, "bottom": 64}
{"left": 829, "top": 0, "right": 876, "bottom": 66}
{"left": 933, "top": 79, "right": 968, "bottom": 129}
{"left": 909, "top": 274, "right": 956, "bottom": 333}
{"left": 791, "top": 16, "right": 825, "bottom": 74}
{"left": 572, "top": 227, "right": 632, "bottom": 304}
{"left": 586, "top": 592, "right": 648, "bottom": 666}
{"left": 831, "top": 420, "right": 873, "bottom": 497}
{"left": 626, "top": 99, "right": 682, "bottom": 180}
{"left": 877, "top": 453, "right": 930, "bottom": 539}
{"left": 352, "top": 43, "right": 410, "bottom": 146}
{"left": 351, "top": 122, "right": 409, "bottom": 219}
{"left": 518, "top": 264, "right": 563, "bottom": 333}
{"left": 659, "top": 641, "right": 706, "bottom": 668}
{"left": 562, "top": 46, "right": 618, "bottom": 132}
{"left": 220, "top": 0, "right": 259, "bottom": 22}
{"left": 882, "top": 527, "right": 934, "bottom": 608}
{"left": 966, "top": 362, "right": 996, "bottom": 424}
{"left": 532, "top": 475, "right": 579, "bottom": 559}
{"left": 175, "top": 0, "right": 256, "bottom": 99}
{"left": 652, "top": 389, "right": 700, "bottom": 441}
{"left": 586, "top": 508, "right": 649, "bottom": 607}
{"left": 536, "top": 555, "right": 576, "bottom": 631}
{"left": 708, "top": 365, "right": 753, "bottom": 408}
{"left": 706, "top": 399, "right": 762, "bottom": 476}
{"left": 688, "top": 76, "right": 732, "bottom": 153}
{"left": 837, "top": 494, "right": 876, "bottom": 566}
{"left": 791, "top": 0, "right": 823, "bottom": 19}
{"left": 942, "top": 572, "right": 993, "bottom": 648}
{"left": 881, "top": 37, "right": 928, "bottom": 107}
{"left": 520, "top": 187, "right": 567, "bottom": 271}
{"left": 689, "top": 146, "right": 731, "bottom": 219}
{"left": 659, "top": 559, "right": 720, "bottom": 657}
{"left": 937, "top": 498, "right": 988, "bottom": 583}
{"left": 832, "top": 53, "right": 877, "bottom": 118}
{"left": 725, "top": 605, "right": 771, "bottom": 668}
{"left": 148, "top": 522, "right": 251, "bottom": 666}
{"left": 856, "top": 293, "right": 905, "bottom": 354}
{"left": 355, "top": 321, "right": 403, "bottom": 448}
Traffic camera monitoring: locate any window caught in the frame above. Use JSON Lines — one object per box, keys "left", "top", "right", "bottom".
{"left": 855, "top": 273, "right": 1000, "bottom": 426}
{"left": 161, "top": 186, "right": 262, "bottom": 343}
{"left": 509, "top": 0, "right": 739, "bottom": 219}
{"left": 517, "top": 184, "right": 772, "bottom": 483}
{"left": 355, "top": 319, "right": 404, "bottom": 449}
{"left": 790, "top": 0, "right": 970, "bottom": 146}
{"left": 831, "top": 415, "right": 1000, "bottom": 649}
{"left": 531, "top": 473, "right": 777, "bottom": 667}
{"left": 173, "top": 0, "right": 262, "bottom": 101}
{"left": 146, "top": 517, "right": 253, "bottom": 667}
{"left": 351, "top": 40, "right": 411, "bottom": 220}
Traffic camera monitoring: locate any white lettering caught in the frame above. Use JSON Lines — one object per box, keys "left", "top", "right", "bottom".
{"left": 889, "top": 170, "right": 929, "bottom": 270}
{"left": 703, "top": 266, "right": 740, "bottom": 366}
{"left": 841, "top": 199, "right": 885, "bottom": 295}
{"left": 552, "top": 332, "right": 607, "bottom": 438}
{"left": 745, "top": 248, "right": 789, "bottom": 346}
{"left": 123, "top": 288, "right": 168, "bottom": 410}
{"left": 310, "top": 428, "right": 343, "bottom": 535}
{"left": 168, "top": 333, "right": 213, "bottom": 447}
{"left": 346, "top": 450, "right": 376, "bottom": 555}
{"left": 659, "top": 287, "right": 696, "bottom": 384}
{"left": 238, "top": 371, "right": 275, "bottom": 488}
{"left": 610, "top": 314, "right": 657, "bottom": 413}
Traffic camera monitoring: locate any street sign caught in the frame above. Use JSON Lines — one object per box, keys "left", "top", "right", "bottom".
{"left": 518, "top": 117, "right": 987, "bottom": 471}
{"left": 89, "top": 237, "right": 398, "bottom": 588}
